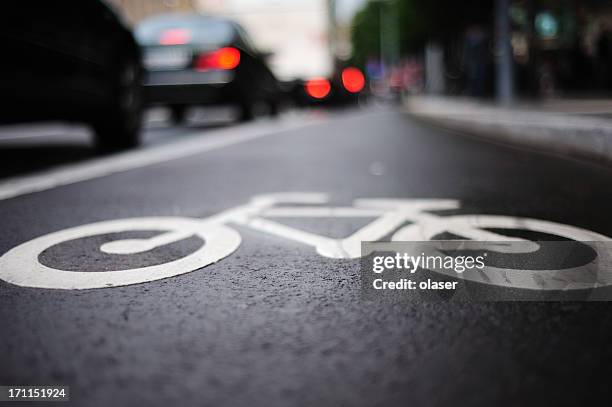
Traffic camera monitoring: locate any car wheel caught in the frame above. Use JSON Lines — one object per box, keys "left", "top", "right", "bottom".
{"left": 169, "top": 105, "right": 187, "bottom": 124}
{"left": 268, "top": 99, "right": 279, "bottom": 117}
{"left": 94, "top": 56, "right": 142, "bottom": 153}
{"left": 237, "top": 100, "right": 255, "bottom": 122}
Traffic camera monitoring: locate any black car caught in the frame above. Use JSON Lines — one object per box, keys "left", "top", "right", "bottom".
{"left": 0, "top": 1, "right": 143, "bottom": 151}
{"left": 135, "top": 14, "right": 280, "bottom": 123}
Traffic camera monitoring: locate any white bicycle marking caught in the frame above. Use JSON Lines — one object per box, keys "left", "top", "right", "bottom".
{"left": 101, "top": 229, "right": 195, "bottom": 255}
{"left": 0, "top": 192, "right": 610, "bottom": 290}
{"left": 393, "top": 215, "right": 612, "bottom": 290}
{"left": 0, "top": 218, "right": 240, "bottom": 290}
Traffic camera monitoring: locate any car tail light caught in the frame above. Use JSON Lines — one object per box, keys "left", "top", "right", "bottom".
{"left": 159, "top": 28, "right": 191, "bottom": 45}
{"left": 341, "top": 67, "right": 365, "bottom": 93}
{"left": 194, "top": 47, "right": 241, "bottom": 71}
{"left": 305, "top": 78, "right": 331, "bottom": 99}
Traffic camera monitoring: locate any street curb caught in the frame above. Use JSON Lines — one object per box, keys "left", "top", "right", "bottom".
{"left": 404, "top": 97, "right": 612, "bottom": 167}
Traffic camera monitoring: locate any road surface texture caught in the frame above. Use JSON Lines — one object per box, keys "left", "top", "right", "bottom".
{"left": 1, "top": 108, "right": 612, "bottom": 406}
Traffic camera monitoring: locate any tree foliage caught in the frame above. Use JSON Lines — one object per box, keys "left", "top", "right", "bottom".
{"left": 350, "top": 1, "right": 384, "bottom": 69}
{"left": 350, "top": 0, "right": 494, "bottom": 68}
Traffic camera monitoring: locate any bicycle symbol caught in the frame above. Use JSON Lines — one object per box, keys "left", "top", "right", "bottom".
{"left": 0, "top": 192, "right": 609, "bottom": 290}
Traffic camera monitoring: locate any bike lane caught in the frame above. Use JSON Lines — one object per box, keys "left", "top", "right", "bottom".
{"left": 1, "top": 109, "right": 612, "bottom": 406}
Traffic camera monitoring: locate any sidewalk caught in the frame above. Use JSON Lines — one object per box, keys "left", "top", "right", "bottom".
{"left": 404, "top": 96, "right": 612, "bottom": 167}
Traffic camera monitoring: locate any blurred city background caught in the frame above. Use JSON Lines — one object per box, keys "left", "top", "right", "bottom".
{"left": 3, "top": 0, "right": 612, "bottom": 158}
{"left": 107, "top": 0, "right": 612, "bottom": 101}
{"left": 2, "top": 0, "right": 612, "bottom": 176}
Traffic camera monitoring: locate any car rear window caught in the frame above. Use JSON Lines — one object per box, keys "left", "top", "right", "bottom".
{"left": 135, "top": 15, "right": 235, "bottom": 46}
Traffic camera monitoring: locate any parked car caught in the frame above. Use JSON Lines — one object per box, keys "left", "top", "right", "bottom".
{"left": 135, "top": 14, "right": 280, "bottom": 123}
{"left": 0, "top": 0, "right": 143, "bottom": 151}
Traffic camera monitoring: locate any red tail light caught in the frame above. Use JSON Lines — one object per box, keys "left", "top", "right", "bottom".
{"left": 159, "top": 28, "right": 191, "bottom": 45}
{"left": 305, "top": 78, "right": 331, "bottom": 99}
{"left": 341, "top": 67, "right": 365, "bottom": 93}
{"left": 194, "top": 47, "right": 241, "bottom": 71}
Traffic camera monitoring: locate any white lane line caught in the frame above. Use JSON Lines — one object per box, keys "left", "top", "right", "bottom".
{"left": 0, "top": 123, "right": 91, "bottom": 141}
{"left": 0, "top": 118, "right": 324, "bottom": 201}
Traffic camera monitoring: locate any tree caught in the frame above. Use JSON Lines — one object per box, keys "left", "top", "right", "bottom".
{"left": 350, "top": 1, "right": 384, "bottom": 69}
{"left": 350, "top": 0, "right": 494, "bottom": 68}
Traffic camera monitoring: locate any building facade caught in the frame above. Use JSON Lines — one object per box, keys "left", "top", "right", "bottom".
{"left": 510, "top": 0, "right": 612, "bottom": 95}
{"left": 106, "top": 0, "right": 196, "bottom": 25}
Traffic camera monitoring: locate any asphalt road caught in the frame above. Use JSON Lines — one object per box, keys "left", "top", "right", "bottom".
{"left": 1, "top": 107, "right": 612, "bottom": 406}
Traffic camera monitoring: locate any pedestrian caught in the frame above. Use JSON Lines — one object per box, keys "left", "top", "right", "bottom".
{"left": 464, "top": 25, "right": 488, "bottom": 97}
{"left": 596, "top": 24, "right": 612, "bottom": 89}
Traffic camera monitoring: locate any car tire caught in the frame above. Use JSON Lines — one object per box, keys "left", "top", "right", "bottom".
{"left": 94, "top": 55, "right": 143, "bottom": 153}
{"left": 268, "top": 99, "right": 279, "bottom": 117}
{"left": 170, "top": 105, "right": 187, "bottom": 124}
{"left": 237, "top": 100, "right": 255, "bottom": 122}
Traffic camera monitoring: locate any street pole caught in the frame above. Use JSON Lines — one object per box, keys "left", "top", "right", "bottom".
{"left": 496, "top": 0, "right": 514, "bottom": 105}
{"left": 378, "top": 0, "right": 400, "bottom": 88}
{"left": 379, "top": 1, "right": 387, "bottom": 77}
{"left": 328, "top": 0, "right": 338, "bottom": 63}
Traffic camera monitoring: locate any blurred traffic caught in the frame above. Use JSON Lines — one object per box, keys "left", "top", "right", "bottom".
{"left": 3, "top": 0, "right": 612, "bottom": 158}
{"left": 1, "top": 1, "right": 143, "bottom": 152}
{"left": 136, "top": 13, "right": 281, "bottom": 122}
{"left": 0, "top": 0, "right": 371, "bottom": 158}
